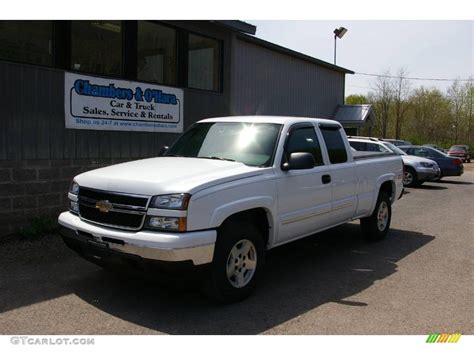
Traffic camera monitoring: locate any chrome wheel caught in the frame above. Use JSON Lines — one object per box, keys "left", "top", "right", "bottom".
{"left": 226, "top": 239, "right": 257, "bottom": 288}
{"left": 403, "top": 171, "right": 413, "bottom": 186}
{"left": 377, "top": 201, "right": 389, "bottom": 231}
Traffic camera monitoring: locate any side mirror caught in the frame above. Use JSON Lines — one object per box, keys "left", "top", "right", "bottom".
{"left": 281, "top": 152, "right": 315, "bottom": 171}
{"left": 157, "top": 145, "right": 169, "bottom": 157}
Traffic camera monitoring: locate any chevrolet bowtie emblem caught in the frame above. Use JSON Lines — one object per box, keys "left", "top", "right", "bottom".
{"left": 95, "top": 200, "right": 113, "bottom": 213}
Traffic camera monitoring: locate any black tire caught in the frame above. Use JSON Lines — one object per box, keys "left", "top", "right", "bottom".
{"left": 205, "top": 220, "right": 265, "bottom": 303}
{"left": 403, "top": 167, "right": 419, "bottom": 187}
{"left": 360, "top": 192, "right": 392, "bottom": 242}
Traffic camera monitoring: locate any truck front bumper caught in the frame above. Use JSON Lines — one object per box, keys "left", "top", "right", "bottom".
{"left": 58, "top": 212, "right": 216, "bottom": 266}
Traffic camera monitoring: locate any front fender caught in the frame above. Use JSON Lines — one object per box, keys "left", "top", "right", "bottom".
{"left": 209, "top": 196, "right": 275, "bottom": 228}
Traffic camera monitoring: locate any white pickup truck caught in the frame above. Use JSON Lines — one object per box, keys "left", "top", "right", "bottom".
{"left": 58, "top": 116, "right": 403, "bottom": 302}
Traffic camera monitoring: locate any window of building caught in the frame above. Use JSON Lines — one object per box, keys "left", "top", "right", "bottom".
{"left": 137, "top": 21, "right": 177, "bottom": 85}
{"left": 188, "top": 33, "right": 221, "bottom": 91}
{"left": 321, "top": 127, "right": 348, "bottom": 164}
{"left": 286, "top": 127, "right": 324, "bottom": 166}
{"left": 0, "top": 21, "right": 52, "bottom": 66}
{"left": 71, "top": 21, "right": 122, "bottom": 76}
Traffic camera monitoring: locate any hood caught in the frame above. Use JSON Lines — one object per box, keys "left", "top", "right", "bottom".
{"left": 402, "top": 155, "right": 437, "bottom": 165}
{"left": 75, "top": 157, "right": 264, "bottom": 196}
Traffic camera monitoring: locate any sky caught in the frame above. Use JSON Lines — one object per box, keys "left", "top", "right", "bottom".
{"left": 247, "top": 21, "right": 473, "bottom": 97}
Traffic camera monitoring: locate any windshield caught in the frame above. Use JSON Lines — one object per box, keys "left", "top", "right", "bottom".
{"left": 450, "top": 145, "right": 467, "bottom": 151}
{"left": 165, "top": 122, "right": 282, "bottom": 167}
{"left": 383, "top": 142, "right": 407, "bottom": 155}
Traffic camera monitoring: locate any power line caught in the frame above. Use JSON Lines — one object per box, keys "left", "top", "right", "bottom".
{"left": 355, "top": 72, "right": 473, "bottom": 82}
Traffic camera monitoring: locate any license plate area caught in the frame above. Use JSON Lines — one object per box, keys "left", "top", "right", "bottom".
{"left": 87, "top": 238, "right": 109, "bottom": 249}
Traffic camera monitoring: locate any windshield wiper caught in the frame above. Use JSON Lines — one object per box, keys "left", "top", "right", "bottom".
{"left": 199, "top": 156, "right": 236, "bottom": 162}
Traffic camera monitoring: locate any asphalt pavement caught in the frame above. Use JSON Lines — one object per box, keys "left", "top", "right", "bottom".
{"left": 0, "top": 167, "right": 473, "bottom": 334}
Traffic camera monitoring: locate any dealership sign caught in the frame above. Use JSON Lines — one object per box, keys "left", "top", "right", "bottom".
{"left": 64, "top": 72, "right": 183, "bottom": 133}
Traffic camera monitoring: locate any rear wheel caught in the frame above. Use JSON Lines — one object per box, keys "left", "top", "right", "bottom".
{"left": 403, "top": 167, "right": 418, "bottom": 187}
{"left": 205, "top": 220, "right": 265, "bottom": 303}
{"left": 360, "top": 192, "right": 392, "bottom": 241}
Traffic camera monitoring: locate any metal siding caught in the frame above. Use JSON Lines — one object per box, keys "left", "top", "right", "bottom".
{"left": 0, "top": 60, "right": 231, "bottom": 161}
{"left": 231, "top": 39, "right": 345, "bottom": 119}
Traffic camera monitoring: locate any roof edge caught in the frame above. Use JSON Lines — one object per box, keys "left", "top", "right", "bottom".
{"left": 236, "top": 33, "right": 354, "bottom": 75}
{"left": 211, "top": 21, "right": 256, "bottom": 35}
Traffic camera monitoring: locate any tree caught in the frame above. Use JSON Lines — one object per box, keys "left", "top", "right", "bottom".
{"left": 392, "top": 68, "right": 411, "bottom": 139}
{"left": 447, "top": 80, "right": 466, "bottom": 144}
{"left": 368, "top": 71, "right": 394, "bottom": 138}
{"left": 408, "top": 87, "right": 451, "bottom": 145}
{"left": 345, "top": 94, "right": 368, "bottom": 105}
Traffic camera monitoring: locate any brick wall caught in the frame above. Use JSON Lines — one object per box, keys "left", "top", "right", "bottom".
{"left": 0, "top": 158, "right": 128, "bottom": 237}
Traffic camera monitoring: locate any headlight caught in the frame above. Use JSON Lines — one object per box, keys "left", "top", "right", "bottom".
{"left": 149, "top": 193, "right": 191, "bottom": 210}
{"left": 69, "top": 181, "right": 80, "bottom": 195}
{"left": 145, "top": 216, "right": 187, "bottom": 232}
{"left": 419, "top": 162, "right": 432, "bottom": 168}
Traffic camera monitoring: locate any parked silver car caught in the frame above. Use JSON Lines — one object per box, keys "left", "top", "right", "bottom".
{"left": 348, "top": 137, "right": 440, "bottom": 187}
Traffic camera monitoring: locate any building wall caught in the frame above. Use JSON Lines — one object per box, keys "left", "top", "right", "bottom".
{"left": 230, "top": 37, "right": 345, "bottom": 118}
{"left": 0, "top": 26, "right": 232, "bottom": 236}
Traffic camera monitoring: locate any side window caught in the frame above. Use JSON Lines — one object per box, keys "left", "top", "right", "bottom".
{"left": 428, "top": 149, "right": 442, "bottom": 158}
{"left": 414, "top": 148, "right": 429, "bottom": 157}
{"left": 350, "top": 141, "right": 366, "bottom": 151}
{"left": 367, "top": 143, "right": 389, "bottom": 152}
{"left": 285, "top": 127, "right": 324, "bottom": 166}
{"left": 320, "top": 128, "right": 348, "bottom": 164}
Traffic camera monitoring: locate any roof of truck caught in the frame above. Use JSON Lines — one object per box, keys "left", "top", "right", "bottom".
{"left": 198, "top": 115, "right": 342, "bottom": 127}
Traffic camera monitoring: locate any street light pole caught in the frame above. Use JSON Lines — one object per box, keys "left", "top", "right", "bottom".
{"left": 333, "top": 27, "right": 348, "bottom": 65}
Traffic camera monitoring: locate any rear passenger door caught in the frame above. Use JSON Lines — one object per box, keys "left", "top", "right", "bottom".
{"left": 275, "top": 124, "right": 333, "bottom": 244}
{"left": 319, "top": 125, "right": 358, "bottom": 225}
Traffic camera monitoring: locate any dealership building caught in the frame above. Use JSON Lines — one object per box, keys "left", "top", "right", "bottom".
{"left": 0, "top": 20, "right": 360, "bottom": 236}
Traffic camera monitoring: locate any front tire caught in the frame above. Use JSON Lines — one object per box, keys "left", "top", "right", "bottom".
{"left": 360, "top": 192, "right": 392, "bottom": 241}
{"left": 403, "top": 167, "right": 418, "bottom": 187}
{"left": 205, "top": 220, "right": 265, "bottom": 303}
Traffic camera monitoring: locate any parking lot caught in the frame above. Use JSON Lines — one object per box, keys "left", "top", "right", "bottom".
{"left": 0, "top": 166, "right": 473, "bottom": 335}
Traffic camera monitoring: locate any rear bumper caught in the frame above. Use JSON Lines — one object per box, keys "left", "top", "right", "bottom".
{"left": 58, "top": 212, "right": 216, "bottom": 266}
{"left": 441, "top": 166, "right": 464, "bottom": 177}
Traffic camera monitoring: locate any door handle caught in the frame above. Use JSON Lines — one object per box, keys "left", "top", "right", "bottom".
{"left": 322, "top": 174, "right": 331, "bottom": 184}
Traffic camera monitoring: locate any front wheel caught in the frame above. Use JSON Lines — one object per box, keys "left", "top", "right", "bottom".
{"left": 205, "top": 220, "right": 265, "bottom": 303}
{"left": 403, "top": 167, "right": 418, "bottom": 187}
{"left": 360, "top": 192, "right": 392, "bottom": 241}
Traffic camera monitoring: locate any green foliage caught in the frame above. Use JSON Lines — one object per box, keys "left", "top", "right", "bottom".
{"left": 19, "top": 216, "right": 56, "bottom": 238}
{"left": 346, "top": 78, "right": 473, "bottom": 147}
{"left": 346, "top": 94, "right": 369, "bottom": 105}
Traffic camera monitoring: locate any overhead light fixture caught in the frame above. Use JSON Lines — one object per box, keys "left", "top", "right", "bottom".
{"left": 334, "top": 27, "right": 348, "bottom": 39}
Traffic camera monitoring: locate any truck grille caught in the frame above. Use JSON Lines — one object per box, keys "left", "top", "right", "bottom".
{"left": 77, "top": 187, "right": 150, "bottom": 230}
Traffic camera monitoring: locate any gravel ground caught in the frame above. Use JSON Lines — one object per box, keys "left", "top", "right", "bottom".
{"left": 0, "top": 167, "right": 473, "bottom": 335}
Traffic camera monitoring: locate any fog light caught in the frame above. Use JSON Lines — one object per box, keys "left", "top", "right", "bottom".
{"left": 147, "top": 216, "right": 186, "bottom": 231}
{"left": 69, "top": 201, "right": 79, "bottom": 214}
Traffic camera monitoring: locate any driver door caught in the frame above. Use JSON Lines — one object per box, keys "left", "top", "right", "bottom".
{"left": 275, "top": 124, "right": 333, "bottom": 244}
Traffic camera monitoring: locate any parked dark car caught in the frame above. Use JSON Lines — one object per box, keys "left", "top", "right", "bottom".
{"left": 381, "top": 138, "right": 412, "bottom": 146}
{"left": 447, "top": 145, "right": 471, "bottom": 163}
{"left": 399, "top": 145, "right": 463, "bottom": 179}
